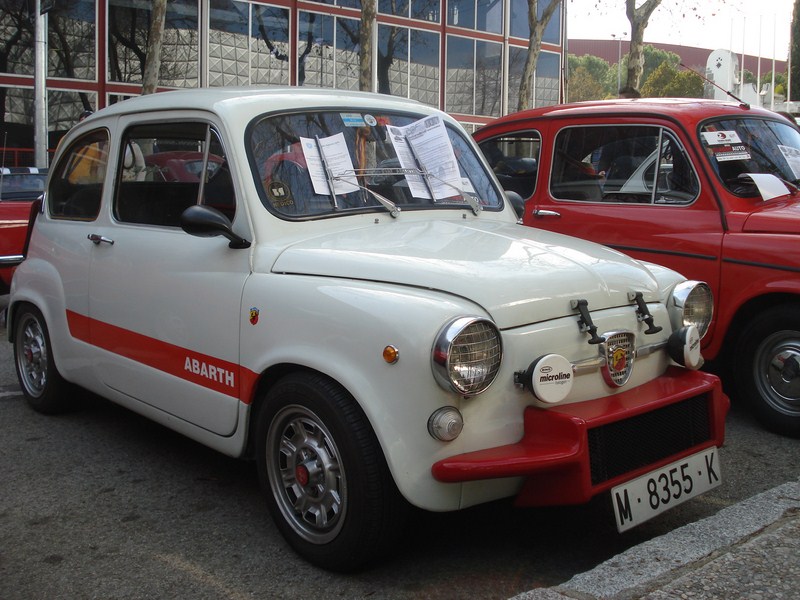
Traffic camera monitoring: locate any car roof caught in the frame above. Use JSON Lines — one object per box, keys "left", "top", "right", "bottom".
{"left": 476, "top": 98, "right": 784, "bottom": 133}
{"left": 80, "top": 87, "right": 444, "bottom": 128}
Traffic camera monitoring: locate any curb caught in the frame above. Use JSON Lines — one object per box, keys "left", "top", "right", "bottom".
{"left": 512, "top": 477, "right": 800, "bottom": 600}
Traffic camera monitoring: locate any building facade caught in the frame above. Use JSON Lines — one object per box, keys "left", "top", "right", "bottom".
{"left": 0, "top": 0, "right": 565, "bottom": 165}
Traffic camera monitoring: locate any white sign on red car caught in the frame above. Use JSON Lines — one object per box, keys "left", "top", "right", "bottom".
{"left": 8, "top": 88, "right": 728, "bottom": 571}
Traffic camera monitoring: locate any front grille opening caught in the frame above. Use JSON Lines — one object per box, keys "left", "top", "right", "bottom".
{"left": 588, "top": 394, "right": 711, "bottom": 486}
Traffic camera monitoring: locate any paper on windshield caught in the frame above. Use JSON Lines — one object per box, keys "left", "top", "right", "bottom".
{"left": 778, "top": 145, "right": 800, "bottom": 180}
{"left": 745, "top": 173, "right": 791, "bottom": 201}
{"left": 386, "top": 116, "right": 461, "bottom": 200}
{"left": 300, "top": 133, "right": 359, "bottom": 196}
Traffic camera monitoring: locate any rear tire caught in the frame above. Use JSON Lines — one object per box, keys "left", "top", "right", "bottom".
{"left": 13, "top": 304, "right": 73, "bottom": 414}
{"left": 733, "top": 305, "right": 800, "bottom": 437}
{"left": 255, "top": 372, "right": 408, "bottom": 571}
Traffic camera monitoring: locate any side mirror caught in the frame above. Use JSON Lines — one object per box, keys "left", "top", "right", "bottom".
{"left": 506, "top": 191, "right": 525, "bottom": 220}
{"left": 180, "top": 204, "right": 250, "bottom": 249}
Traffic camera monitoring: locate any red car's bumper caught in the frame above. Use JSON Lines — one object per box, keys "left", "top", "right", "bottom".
{"left": 432, "top": 367, "right": 729, "bottom": 507}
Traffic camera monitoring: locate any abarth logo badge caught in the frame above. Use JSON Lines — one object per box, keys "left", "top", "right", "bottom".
{"left": 249, "top": 307, "right": 260, "bottom": 325}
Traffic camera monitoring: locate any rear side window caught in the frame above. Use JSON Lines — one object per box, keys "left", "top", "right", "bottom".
{"left": 49, "top": 130, "right": 109, "bottom": 220}
{"left": 552, "top": 125, "right": 699, "bottom": 205}
{"left": 114, "top": 122, "right": 235, "bottom": 227}
{"left": 478, "top": 133, "right": 541, "bottom": 199}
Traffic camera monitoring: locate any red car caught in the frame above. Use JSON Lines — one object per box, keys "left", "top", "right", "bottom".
{"left": 475, "top": 98, "right": 800, "bottom": 436}
{"left": 0, "top": 167, "right": 47, "bottom": 295}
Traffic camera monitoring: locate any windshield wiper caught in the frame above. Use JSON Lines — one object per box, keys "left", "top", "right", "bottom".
{"left": 330, "top": 175, "right": 401, "bottom": 218}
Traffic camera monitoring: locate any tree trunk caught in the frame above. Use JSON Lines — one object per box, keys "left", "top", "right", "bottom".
{"left": 517, "top": 0, "right": 562, "bottom": 112}
{"left": 624, "top": 0, "right": 661, "bottom": 94}
{"left": 142, "top": 0, "right": 167, "bottom": 95}
{"left": 360, "top": 0, "right": 376, "bottom": 92}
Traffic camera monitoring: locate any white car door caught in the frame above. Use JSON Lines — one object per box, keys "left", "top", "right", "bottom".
{"left": 85, "top": 117, "right": 251, "bottom": 436}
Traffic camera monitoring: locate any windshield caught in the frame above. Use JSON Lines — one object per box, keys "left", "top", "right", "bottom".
{"left": 699, "top": 117, "right": 800, "bottom": 195}
{"left": 248, "top": 110, "right": 503, "bottom": 218}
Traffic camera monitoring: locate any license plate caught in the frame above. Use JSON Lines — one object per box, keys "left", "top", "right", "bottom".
{"left": 611, "top": 447, "right": 722, "bottom": 532}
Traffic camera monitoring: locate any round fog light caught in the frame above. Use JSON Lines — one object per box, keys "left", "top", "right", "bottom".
{"left": 668, "top": 325, "right": 704, "bottom": 370}
{"left": 428, "top": 407, "right": 464, "bottom": 441}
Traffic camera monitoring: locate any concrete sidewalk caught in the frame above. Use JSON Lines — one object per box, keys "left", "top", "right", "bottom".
{"left": 513, "top": 478, "right": 800, "bottom": 600}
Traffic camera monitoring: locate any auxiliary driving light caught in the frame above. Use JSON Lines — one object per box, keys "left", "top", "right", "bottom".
{"left": 428, "top": 406, "right": 464, "bottom": 441}
{"left": 668, "top": 325, "right": 703, "bottom": 370}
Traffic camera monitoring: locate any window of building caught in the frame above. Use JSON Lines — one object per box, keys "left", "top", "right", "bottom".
{"left": 48, "top": 0, "right": 96, "bottom": 80}
{"left": 108, "top": 0, "right": 199, "bottom": 87}
{"left": 297, "top": 12, "right": 360, "bottom": 89}
{"left": 251, "top": 4, "right": 290, "bottom": 86}
{"left": 446, "top": 36, "right": 501, "bottom": 117}
{"left": 509, "top": 0, "right": 560, "bottom": 43}
{"left": 378, "top": 25, "right": 439, "bottom": 107}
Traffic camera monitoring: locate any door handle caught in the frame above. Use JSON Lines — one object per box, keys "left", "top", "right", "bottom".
{"left": 88, "top": 234, "right": 115, "bottom": 245}
{"left": 533, "top": 209, "right": 561, "bottom": 218}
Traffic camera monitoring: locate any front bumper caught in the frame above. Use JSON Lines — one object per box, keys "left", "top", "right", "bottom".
{"left": 431, "top": 367, "right": 728, "bottom": 507}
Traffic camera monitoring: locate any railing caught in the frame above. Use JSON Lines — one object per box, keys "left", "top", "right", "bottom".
{"left": 0, "top": 148, "right": 55, "bottom": 168}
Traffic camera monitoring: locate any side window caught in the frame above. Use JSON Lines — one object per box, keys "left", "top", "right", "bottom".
{"left": 552, "top": 125, "right": 660, "bottom": 203}
{"left": 49, "top": 130, "right": 109, "bottom": 220}
{"left": 653, "top": 133, "right": 699, "bottom": 205}
{"left": 114, "top": 122, "right": 234, "bottom": 227}
{"left": 478, "top": 133, "right": 540, "bottom": 199}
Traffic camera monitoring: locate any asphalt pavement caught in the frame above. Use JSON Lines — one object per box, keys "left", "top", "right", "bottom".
{"left": 513, "top": 477, "right": 800, "bottom": 600}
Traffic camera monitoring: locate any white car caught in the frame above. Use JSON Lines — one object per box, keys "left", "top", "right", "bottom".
{"left": 8, "top": 88, "right": 728, "bottom": 571}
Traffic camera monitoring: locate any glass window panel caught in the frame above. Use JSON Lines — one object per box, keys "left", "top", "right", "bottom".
{"left": 108, "top": 0, "right": 198, "bottom": 87}
{"left": 377, "top": 25, "right": 409, "bottom": 98}
{"left": 299, "top": 11, "right": 334, "bottom": 88}
{"left": 535, "top": 50, "right": 560, "bottom": 107}
{"left": 509, "top": 0, "right": 561, "bottom": 42}
{"left": 48, "top": 90, "right": 97, "bottom": 138}
{"left": 447, "top": 0, "right": 475, "bottom": 29}
{"left": 445, "top": 36, "right": 473, "bottom": 114}
{"left": 507, "top": 45, "right": 525, "bottom": 112}
{"left": 412, "top": 0, "right": 439, "bottom": 22}
{"left": 409, "top": 30, "right": 439, "bottom": 107}
{"left": 209, "top": 0, "right": 250, "bottom": 87}
{"left": 49, "top": 129, "right": 109, "bottom": 220}
{"left": 476, "top": 0, "right": 502, "bottom": 34}
{"left": 0, "top": 4, "right": 35, "bottom": 76}
{"left": 251, "top": 5, "right": 290, "bottom": 86}
{"left": 0, "top": 87, "right": 34, "bottom": 154}
{"left": 336, "top": 17, "right": 361, "bottom": 91}
{"left": 379, "top": 0, "right": 409, "bottom": 17}
{"left": 475, "top": 41, "right": 502, "bottom": 116}
{"left": 48, "top": 0, "right": 96, "bottom": 80}
{"left": 338, "top": 0, "right": 362, "bottom": 8}
{"left": 509, "top": 0, "right": 528, "bottom": 39}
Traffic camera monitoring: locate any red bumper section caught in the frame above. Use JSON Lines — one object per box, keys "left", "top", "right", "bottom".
{"left": 431, "top": 368, "right": 729, "bottom": 507}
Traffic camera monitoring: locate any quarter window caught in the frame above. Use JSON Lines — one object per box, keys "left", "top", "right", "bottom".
{"left": 478, "top": 133, "right": 541, "bottom": 199}
{"left": 49, "top": 129, "right": 109, "bottom": 221}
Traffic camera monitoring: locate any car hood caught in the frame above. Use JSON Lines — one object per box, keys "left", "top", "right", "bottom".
{"left": 271, "top": 220, "right": 663, "bottom": 329}
{"left": 742, "top": 200, "right": 800, "bottom": 234}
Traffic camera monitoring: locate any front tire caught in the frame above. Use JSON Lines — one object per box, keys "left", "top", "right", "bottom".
{"left": 255, "top": 372, "right": 408, "bottom": 571}
{"left": 13, "top": 304, "right": 73, "bottom": 414}
{"left": 733, "top": 305, "right": 800, "bottom": 437}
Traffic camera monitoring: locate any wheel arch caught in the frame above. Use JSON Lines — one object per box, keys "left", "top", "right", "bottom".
{"left": 721, "top": 292, "right": 800, "bottom": 360}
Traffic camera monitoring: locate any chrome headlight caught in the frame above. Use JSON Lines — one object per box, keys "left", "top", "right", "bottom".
{"left": 432, "top": 317, "right": 502, "bottom": 396}
{"left": 669, "top": 281, "right": 713, "bottom": 339}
